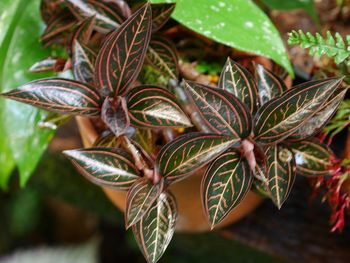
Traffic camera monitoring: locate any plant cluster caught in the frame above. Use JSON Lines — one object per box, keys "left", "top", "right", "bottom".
{"left": 1, "top": 1, "right": 347, "bottom": 262}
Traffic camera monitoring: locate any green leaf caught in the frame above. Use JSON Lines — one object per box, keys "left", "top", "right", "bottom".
{"left": 147, "top": 35, "right": 179, "bottom": 80}
{"left": 255, "top": 63, "right": 287, "bottom": 106}
{"left": 151, "top": 3, "right": 176, "bottom": 32}
{"left": 218, "top": 58, "right": 259, "bottom": 113}
{"left": 101, "top": 96, "right": 130, "bottom": 137}
{"left": 125, "top": 178, "right": 164, "bottom": 228}
{"left": 264, "top": 145, "right": 296, "bottom": 209}
{"left": 156, "top": 132, "right": 238, "bottom": 184}
{"left": 95, "top": 3, "right": 152, "bottom": 97}
{"left": 93, "top": 133, "right": 119, "bottom": 147}
{"left": 133, "top": 191, "right": 177, "bottom": 263}
{"left": 63, "top": 147, "right": 140, "bottom": 191}
{"left": 127, "top": 85, "right": 192, "bottom": 128}
{"left": 72, "top": 41, "right": 96, "bottom": 83}
{"left": 150, "top": 0, "right": 293, "bottom": 75}
{"left": 0, "top": 0, "right": 56, "bottom": 187}
{"left": 202, "top": 148, "right": 252, "bottom": 228}
{"left": 289, "top": 139, "right": 336, "bottom": 177}
{"left": 288, "top": 88, "right": 347, "bottom": 141}
{"left": 1, "top": 78, "right": 102, "bottom": 116}
{"left": 254, "top": 78, "right": 343, "bottom": 144}
{"left": 184, "top": 81, "right": 252, "bottom": 138}
{"left": 65, "top": 0, "right": 122, "bottom": 33}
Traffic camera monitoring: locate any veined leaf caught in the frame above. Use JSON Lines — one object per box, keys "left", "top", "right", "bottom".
{"left": 65, "top": 0, "right": 122, "bottom": 33}
{"left": 255, "top": 63, "right": 287, "bottom": 106}
{"left": 184, "top": 81, "right": 252, "bottom": 138}
{"left": 72, "top": 41, "right": 96, "bottom": 83}
{"left": 134, "top": 129, "right": 158, "bottom": 156}
{"left": 63, "top": 147, "right": 140, "bottom": 191}
{"left": 101, "top": 96, "right": 130, "bottom": 137}
{"left": 29, "top": 57, "right": 67, "bottom": 73}
{"left": 125, "top": 178, "right": 164, "bottom": 228}
{"left": 151, "top": 3, "right": 176, "bottom": 32}
{"left": 147, "top": 35, "right": 179, "bottom": 79}
{"left": 202, "top": 148, "right": 252, "bottom": 228}
{"left": 265, "top": 145, "right": 296, "bottom": 209}
{"left": 40, "top": 0, "right": 63, "bottom": 24}
{"left": 95, "top": 3, "right": 152, "bottom": 97}
{"left": 70, "top": 16, "right": 96, "bottom": 46}
{"left": 127, "top": 85, "right": 191, "bottom": 128}
{"left": 156, "top": 132, "right": 238, "bottom": 184}
{"left": 133, "top": 191, "right": 177, "bottom": 263}
{"left": 1, "top": 78, "right": 102, "bottom": 116}
{"left": 288, "top": 88, "right": 347, "bottom": 141}
{"left": 289, "top": 139, "right": 335, "bottom": 176}
{"left": 218, "top": 58, "right": 258, "bottom": 113}
{"left": 93, "top": 133, "right": 120, "bottom": 147}
{"left": 254, "top": 78, "right": 343, "bottom": 144}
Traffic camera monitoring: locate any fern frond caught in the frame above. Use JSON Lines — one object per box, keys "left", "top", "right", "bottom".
{"left": 288, "top": 30, "right": 350, "bottom": 65}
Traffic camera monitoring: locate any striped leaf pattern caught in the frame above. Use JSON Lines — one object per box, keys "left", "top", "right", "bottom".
{"left": 70, "top": 16, "right": 96, "bottom": 47}
{"left": 288, "top": 88, "right": 347, "bottom": 141}
{"left": 202, "top": 148, "right": 253, "bottom": 228}
{"left": 101, "top": 96, "right": 130, "bottom": 137}
{"left": 125, "top": 178, "right": 164, "bottom": 228}
{"left": 1, "top": 78, "right": 102, "bottom": 116}
{"left": 255, "top": 63, "right": 287, "bottom": 106}
{"left": 156, "top": 133, "right": 238, "bottom": 184}
{"left": 254, "top": 78, "right": 343, "bottom": 144}
{"left": 29, "top": 57, "right": 67, "bottom": 73}
{"left": 151, "top": 3, "right": 175, "bottom": 32}
{"left": 72, "top": 41, "right": 96, "bottom": 83}
{"left": 95, "top": 3, "right": 152, "bottom": 97}
{"left": 184, "top": 81, "right": 252, "bottom": 138}
{"left": 265, "top": 145, "right": 296, "bottom": 209}
{"left": 133, "top": 191, "right": 177, "bottom": 263}
{"left": 147, "top": 36, "right": 179, "bottom": 79}
{"left": 63, "top": 147, "right": 140, "bottom": 191}
{"left": 218, "top": 58, "right": 259, "bottom": 113}
{"left": 65, "top": 0, "right": 122, "bottom": 33}
{"left": 127, "top": 85, "right": 192, "bottom": 128}
{"left": 289, "top": 139, "right": 335, "bottom": 176}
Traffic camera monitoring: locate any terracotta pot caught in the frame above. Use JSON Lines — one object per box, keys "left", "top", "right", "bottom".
{"left": 76, "top": 117, "right": 262, "bottom": 232}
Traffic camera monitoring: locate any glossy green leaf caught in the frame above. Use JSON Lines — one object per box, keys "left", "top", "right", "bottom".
{"left": 265, "top": 145, "right": 296, "bottom": 209}
{"left": 151, "top": 3, "right": 176, "bottom": 32}
{"left": 72, "top": 41, "right": 96, "bottom": 83}
{"left": 95, "top": 3, "right": 152, "bottom": 97}
{"left": 255, "top": 63, "right": 287, "bottom": 106}
{"left": 65, "top": 0, "right": 122, "bottom": 33}
{"left": 150, "top": 0, "right": 293, "bottom": 75}
{"left": 125, "top": 178, "right": 164, "bottom": 228}
{"left": 0, "top": 0, "right": 56, "bottom": 187}
{"left": 254, "top": 78, "right": 343, "bottom": 144}
{"left": 1, "top": 78, "right": 102, "bottom": 116}
{"left": 133, "top": 191, "right": 177, "bottom": 263}
{"left": 202, "top": 148, "right": 252, "bottom": 228}
{"left": 288, "top": 88, "right": 347, "bottom": 141}
{"left": 147, "top": 35, "right": 179, "bottom": 80}
{"left": 156, "top": 132, "right": 238, "bottom": 184}
{"left": 63, "top": 147, "right": 140, "bottom": 191}
{"left": 289, "top": 139, "right": 335, "bottom": 177}
{"left": 218, "top": 58, "right": 259, "bottom": 113}
{"left": 127, "top": 85, "right": 192, "bottom": 128}
{"left": 101, "top": 96, "right": 130, "bottom": 137}
{"left": 93, "top": 133, "right": 120, "bottom": 147}
{"left": 38, "top": 112, "right": 71, "bottom": 130}
{"left": 184, "top": 81, "right": 252, "bottom": 138}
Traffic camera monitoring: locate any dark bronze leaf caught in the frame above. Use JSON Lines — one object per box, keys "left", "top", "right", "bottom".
{"left": 151, "top": 3, "right": 176, "bottom": 32}
{"left": 132, "top": 191, "right": 177, "bottom": 263}
{"left": 184, "top": 81, "right": 252, "bottom": 138}
{"left": 125, "top": 177, "right": 164, "bottom": 228}
{"left": 72, "top": 41, "right": 96, "bottom": 83}
{"left": 156, "top": 132, "right": 239, "bottom": 184}
{"left": 218, "top": 58, "right": 259, "bottom": 113}
{"left": 1, "top": 78, "right": 102, "bottom": 116}
{"left": 63, "top": 147, "right": 140, "bottom": 191}
{"left": 70, "top": 15, "right": 96, "bottom": 47}
{"left": 254, "top": 78, "right": 343, "bottom": 144}
{"left": 146, "top": 35, "right": 179, "bottom": 79}
{"left": 95, "top": 3, "right": 152, "bottom": 97}
{"left": 93, "top": 133, "right": 120, "bottom": 147}
{"left": 202, "top": 148, "right": 253, "bottom": 228}
{"left": 127, "top": 85, "right": 191, "bottom": 128}
{"left": 101, "top": 96, "right": 130, "bottom": 137}
{"left": 29, "top": 57, "right": 67, "bottom": 73}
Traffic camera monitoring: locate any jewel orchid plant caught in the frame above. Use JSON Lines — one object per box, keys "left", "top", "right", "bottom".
{"left": 1, "top": 1, "right": 348, "bottom": 262}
